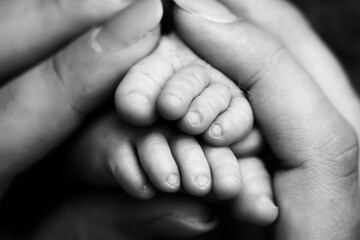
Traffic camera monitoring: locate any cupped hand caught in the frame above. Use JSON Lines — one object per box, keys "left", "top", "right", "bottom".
{"left": 173, "top": 0, "right": 360, "bottom": 238}
{"left": 0, "top": 0, "right": 162, "bottom": 198}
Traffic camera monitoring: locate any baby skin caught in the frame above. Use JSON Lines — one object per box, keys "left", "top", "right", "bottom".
{"left": 70, "top": 32, "right": 277, "bottom": 225}
{"left": 115, "top": 33, "right": 266, "bottom": 195}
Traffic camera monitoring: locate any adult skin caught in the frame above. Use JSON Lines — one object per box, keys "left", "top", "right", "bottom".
{"left": 0, "top": 0, "right": 162, "bottom": 197}
{"left": 0, "top": 1, "right": 220, "bottom": 239}
{"left": 172, "top": 0, "right": 360, "bottom": 238}
{"left": 27, "top": 0, "right": 360, "bottom": 239}
{"left": 0, "top": 0, "right": 134, "bottom": 80}
{"left": 1, "top": 0, "right": 359, "bottom": 239}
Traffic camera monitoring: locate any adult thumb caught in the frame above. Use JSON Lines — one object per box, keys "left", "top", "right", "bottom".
{"left": 0, "top": 0, "right": 163, "bottom": 190}
{"left": 173, "top": 0, "right": 359, "bottom": 239}
{"left": 0, "top": 0, "right": 132, "bottom": 80}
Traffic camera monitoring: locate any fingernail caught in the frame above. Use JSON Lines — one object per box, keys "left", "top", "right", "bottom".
{"left": 194, "top": 174, "right": 210, "bottom": 190}
{"left": 209, "top": 123, "right": 223, "bottom": 139}
{"left": 166, "top": 174, "right": 180, "bottom": 189}
{"left": 92, "top": 0, "right": 163, "bottom": 52}
{"left": 174, "top": 0, "right": 238, "bottom": 23}
{"left": 188, "top": 111, "right": 203, "bottom": 127}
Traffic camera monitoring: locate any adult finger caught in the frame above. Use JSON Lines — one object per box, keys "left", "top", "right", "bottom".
{"left": 0, "top": 0, "right": 132, "bottom": 80}
{"left": 219, "top": 0, "right": 360, "bottom": 137}
{"left": 173, "top": 1, "right": 359, "bottom": 239}
{"left": 0, "top": 0, "right": 162, "bottom": 184}
{"left": 220, "top": 0, "right": 360, "bottom": 186}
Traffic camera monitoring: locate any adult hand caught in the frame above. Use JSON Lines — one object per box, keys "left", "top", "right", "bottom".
{"left": 0, "top": 0, "right": 134, "bottom": 80}
{"left": 173, "top": 0, "right": 360, "bottom": 238}
{"left": 31, "top": 192, "right": 217, "bottom": 240}
{"left": 0, "top": 0, "right": 162, "bottom": 197}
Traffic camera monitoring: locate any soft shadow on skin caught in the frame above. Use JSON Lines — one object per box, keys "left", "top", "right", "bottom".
{"left": 0, "top": 149, "right": 273, "bottom": 240}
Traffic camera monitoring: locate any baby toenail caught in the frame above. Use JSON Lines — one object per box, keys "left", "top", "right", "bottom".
{"left": 209, "top": 123, "right": 223, "bottom": 139}
{"left": 188, "top": 111, "right": 203, "bottom": 126}
{"left": 141, "top": 183, "right": 153, "bottom": 193}
{"left": 194, "top": 174, "right": 210, "bottom": 190}
{"left": 166, "top": 174, "right": 180, "bottom": 189}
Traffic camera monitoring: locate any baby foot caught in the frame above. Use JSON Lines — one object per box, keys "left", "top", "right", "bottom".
{"left": 116, "top": 33, "right": 255, "bottom": 147}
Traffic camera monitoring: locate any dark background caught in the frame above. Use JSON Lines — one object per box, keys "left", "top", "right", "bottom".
{"left": 292, "top": 0, "right": 360, "bottom": 92}
{"left": 0, "top": 1, "right": 359, "bottom": 239}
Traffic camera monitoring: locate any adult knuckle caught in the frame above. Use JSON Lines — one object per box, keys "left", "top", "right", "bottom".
{"left": 267, "top": 42, "right": 288, "bottom": 67}
{"left": 46, "top": 57, "right": 89, "bottom": 117}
